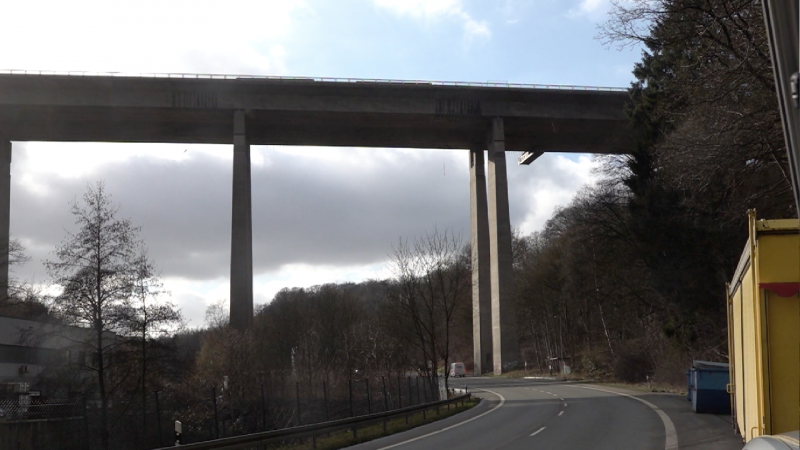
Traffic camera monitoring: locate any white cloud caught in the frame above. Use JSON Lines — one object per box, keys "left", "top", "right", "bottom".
{"left": 373, "top": 0, "right": 490, "bottom": 39}
{"left": 0, "top": 0, "right": 309, "bottom": 74}
{"left": 567, "top": 0, "right": 612, "bottom": 20}
{"left": 510, "top": 153, "right": 599, "bottom": 234}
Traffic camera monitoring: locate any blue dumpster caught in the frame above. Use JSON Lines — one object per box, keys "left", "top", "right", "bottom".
{"left": 690, "top": 360, "right": 730, "bottom": 414}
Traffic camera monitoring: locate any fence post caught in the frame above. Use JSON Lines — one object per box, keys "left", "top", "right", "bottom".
{"left": 381, "top": 377, "right": 388, "bottom": 412}
{"left": 365, "top": 378, "right": 371, "bottom": 414}
{"left": 261, "top": 384, "right": 267, "bottom": 430}
{"left": 416, "top": 377, "right": 421, "bottom": 405}
{"left": 382, "top": 377, "right": 388, "bottom": 433}
{"left": 82, "top": 395, "right": 90, "bottom": 450}
{"left": 295, "top": 382, "right": 302, "bottom": 426}
{"left": 154, "top": 389, "right": 163, "bottom": 446}
{"left": 407, "top": 377, "right": 411, "bottom": 407}
{"left": 212, "top": 386, "right": 220, "bottom": 439}
{"left": 349, "top": 378, "right": 356, "bottom": 438}
{"left": 348, "top": 379, "right": 354, "bottom": 418}
{"left": 397, "top": 375, "right": 402, "bottom": 409}
{"left": 323, "top": 381, "right": 330, "bottom": 422}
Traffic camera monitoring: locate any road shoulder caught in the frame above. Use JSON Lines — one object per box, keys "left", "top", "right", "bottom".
{"left": 585, "top": 383, "right": 743, "bottom": 450}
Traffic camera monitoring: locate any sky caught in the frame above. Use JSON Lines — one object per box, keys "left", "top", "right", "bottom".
{"left": 1, "top": 0, "right": 643, "bottom": 328}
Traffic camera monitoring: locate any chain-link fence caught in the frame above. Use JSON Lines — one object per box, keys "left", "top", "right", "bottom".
{"left": 1, "top": 375, "right": 451, "bottom": 450}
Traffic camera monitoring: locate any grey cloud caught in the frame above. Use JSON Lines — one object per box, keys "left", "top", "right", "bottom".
{"left": 9, "top": 146, "right": 591, "bottom": 284}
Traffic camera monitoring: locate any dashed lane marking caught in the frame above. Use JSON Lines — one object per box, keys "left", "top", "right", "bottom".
{"left": 530, "top": 427, "right": 546, "bottom": 437}
{"left": 558, "top": 411, "right": 564, "bottom": 416}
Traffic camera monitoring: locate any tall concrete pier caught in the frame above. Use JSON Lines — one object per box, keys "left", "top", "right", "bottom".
{"left": 486, "top": 118, "right": 518, "bottom": 374}
{"left": 230, "top": 111, "right": 253, "bottom": 330}
{"left": 470, "top": 146, "right": 492, "bottom": 375}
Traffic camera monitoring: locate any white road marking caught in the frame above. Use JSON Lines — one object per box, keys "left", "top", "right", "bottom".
{"left": 569, "top": 385, "right": 679, "bottom": 450}
{"left": 559, "top": 397, "right": 564, "bottom": 401}
{"left": 564, "top": 403, "right": 568, "bottom": 407}
{"left": 558, "top": 410, "right": 564, "bottom": 416}
{"left": 530, "top": 427, "right": 546, "bottom": 437}
{"left": 374, "top": 388, "right": 506, "bottom": 450}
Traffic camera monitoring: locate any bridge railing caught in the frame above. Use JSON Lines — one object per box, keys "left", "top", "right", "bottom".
{"left": 151, "top": 392, "right": 473, "bottom": 450}
{"left": 0, "top": 69, "right": 628, "bottom": 92}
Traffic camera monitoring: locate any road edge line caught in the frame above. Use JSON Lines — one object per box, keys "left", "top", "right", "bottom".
{"left": 374, "top": 388, "right": 506, "bottom": 450}
{"left": 569, "top": 385, "right": 678, "bottom": 450}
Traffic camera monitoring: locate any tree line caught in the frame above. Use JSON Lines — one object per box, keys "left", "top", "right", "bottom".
{"left": 509, "top": 0, "right": 793, "bottom": 382}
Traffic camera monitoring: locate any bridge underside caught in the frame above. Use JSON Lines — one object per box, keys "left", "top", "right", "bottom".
{"left": 0, "top": 105, "right": 630, "bottom": 152}
{"left": 0, "top": 74, "right": 633, "bottom": 374}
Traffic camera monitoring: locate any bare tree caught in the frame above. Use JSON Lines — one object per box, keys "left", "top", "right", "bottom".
{"left": 127, "top": 243, "right": 182, "bottom": 442}
{"left": 386, "top": 229, "right": 471, "bottom": 391}
{"left": 45, "top": 182, "right": 141, "bottom": 450}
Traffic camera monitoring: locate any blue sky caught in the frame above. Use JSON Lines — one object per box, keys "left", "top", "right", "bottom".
{"left": 1, "top": 0, "right": 643, "bottom": 327}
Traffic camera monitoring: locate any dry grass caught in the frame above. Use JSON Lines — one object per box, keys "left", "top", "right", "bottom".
{"left": 272, "top": 398, "right": 479, "bottom": 450}
{"left": 600, "top": 381, "right": 686, "bottom": 395}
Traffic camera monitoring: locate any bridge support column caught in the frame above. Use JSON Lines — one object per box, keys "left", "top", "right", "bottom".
{"left": 0, "top": 138, "right": 9, "bottom": 303}
{"left": 487, "top": 118, "right": 518, "bottom": 374}
{"left": 230, "top": 111, "right": 253, "bottom": 329}
{"left": 470, "top": 146, "right": 492, "bottom": 375}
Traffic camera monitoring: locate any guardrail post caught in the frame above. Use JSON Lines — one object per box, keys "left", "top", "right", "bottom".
{"left": 212, "top": 386, "right": 220, "bottom": 439}
{"left": 365, "top": 378, "right": 371, "bottom": 414}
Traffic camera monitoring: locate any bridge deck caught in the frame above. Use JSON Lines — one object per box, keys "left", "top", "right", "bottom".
{"left": 0, "top": 73, "right": 632, "bottom": 153}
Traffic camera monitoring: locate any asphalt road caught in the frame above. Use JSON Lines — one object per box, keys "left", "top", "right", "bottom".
{"left": 347, "top": 377, "right": 744, "bottom": 450}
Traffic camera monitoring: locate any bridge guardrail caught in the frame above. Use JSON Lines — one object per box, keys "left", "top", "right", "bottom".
{"left": 152, "top": 392, "right": 473, "bottom": 450}
{"left": 0, "top": 69, "right": 628, "bottom": 92}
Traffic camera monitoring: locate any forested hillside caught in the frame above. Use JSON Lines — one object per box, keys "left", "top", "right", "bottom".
{"left": 513, "top": 0, "right": 793, "bottom": 383}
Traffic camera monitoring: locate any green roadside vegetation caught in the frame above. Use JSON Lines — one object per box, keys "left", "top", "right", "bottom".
{"left": 274, "top": 398, "right": 479, "bottom": 450}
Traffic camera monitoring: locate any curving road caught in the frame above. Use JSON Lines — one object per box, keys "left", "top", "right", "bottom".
{"left": 348, "top": 377, "right": 743, "bottom": 450}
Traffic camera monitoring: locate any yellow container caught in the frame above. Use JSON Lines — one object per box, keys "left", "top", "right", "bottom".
{"left": 727, "top": 210, "right": 799, "bottom": 442}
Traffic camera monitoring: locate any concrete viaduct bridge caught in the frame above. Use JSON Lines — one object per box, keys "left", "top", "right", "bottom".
{"left": 0, "top": 71, "right": 632, "bottom": 375}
